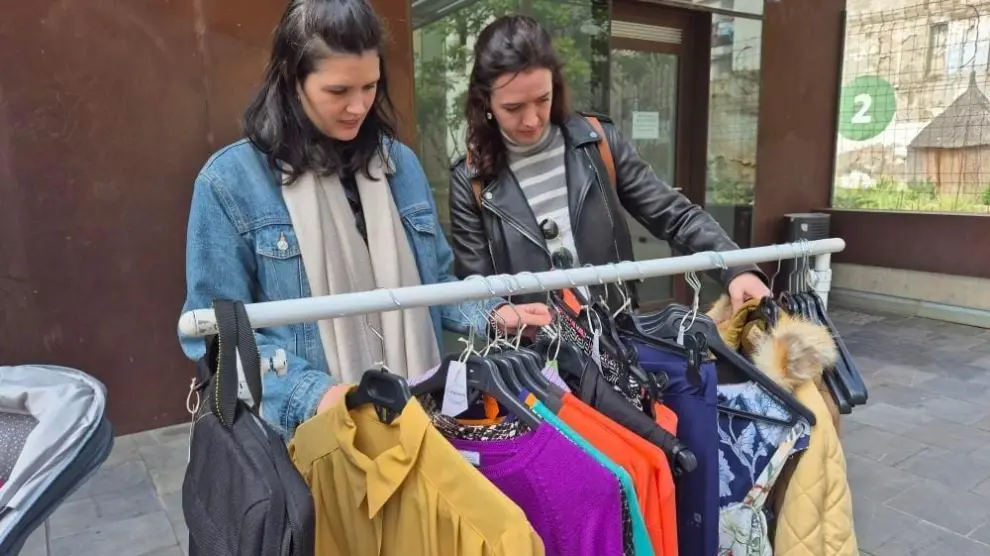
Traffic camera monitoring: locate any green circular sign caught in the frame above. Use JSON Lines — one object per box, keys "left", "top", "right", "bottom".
{"left": 838, "top": 76, "right": 896, "bottom": 141}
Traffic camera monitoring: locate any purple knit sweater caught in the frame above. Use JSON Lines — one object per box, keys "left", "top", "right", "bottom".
{"left": 447, "top": 422, "right": 625, "bottom": 556}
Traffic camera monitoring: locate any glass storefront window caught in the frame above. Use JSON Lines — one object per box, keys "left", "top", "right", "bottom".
{"left": 701, "top": 14, "right": 762, "bottom": 303}
{"left": 832, "top": 0, "right": 990, "bottom": 214}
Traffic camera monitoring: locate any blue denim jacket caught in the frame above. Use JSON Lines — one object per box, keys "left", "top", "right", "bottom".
{"left": 179, "top": 138, "right": 499, "bottom": 440}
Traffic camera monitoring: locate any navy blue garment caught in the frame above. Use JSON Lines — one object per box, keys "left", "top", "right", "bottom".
{"left": 626, "top": 339, "right": 719, "bottom": 556}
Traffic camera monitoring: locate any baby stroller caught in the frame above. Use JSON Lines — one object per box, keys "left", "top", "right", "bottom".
{"left": 0, "top": 365, "right": 114, "bottom": 555}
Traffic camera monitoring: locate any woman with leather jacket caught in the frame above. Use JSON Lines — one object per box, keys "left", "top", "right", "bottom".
{"left": 448, "top": 15, "right": 769, "bottom": 313}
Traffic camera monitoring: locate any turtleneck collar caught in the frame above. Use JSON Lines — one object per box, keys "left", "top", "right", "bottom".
{"left": 502, "top": 124, "right": 557, "bottom": 157}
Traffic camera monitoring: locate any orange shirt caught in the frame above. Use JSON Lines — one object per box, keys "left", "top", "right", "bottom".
{"left": 653, "top": 403, "right": 679, "bottom": 437}
{"left": 558, "top": 393, "right": 678, "bottom": 556}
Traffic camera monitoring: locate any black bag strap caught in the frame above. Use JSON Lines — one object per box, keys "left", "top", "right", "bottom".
{"left": 210, "top": 299, "right": 263, "bottom": 428}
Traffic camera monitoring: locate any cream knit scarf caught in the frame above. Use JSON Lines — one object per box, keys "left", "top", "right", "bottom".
{"left": 281, "top": 153, "right": 441, "bottom": 384}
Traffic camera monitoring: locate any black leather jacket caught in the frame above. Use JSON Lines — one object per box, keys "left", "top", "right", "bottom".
{"left": 449, "top": 112, "right": 763, "bottom": 307}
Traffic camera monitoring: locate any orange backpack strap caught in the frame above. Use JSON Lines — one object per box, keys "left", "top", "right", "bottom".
{"left": 584, "top": 115, "right": 616, "bottom": 189}
{"left": 466, "top": 151, "right": 484, "bottom": 210}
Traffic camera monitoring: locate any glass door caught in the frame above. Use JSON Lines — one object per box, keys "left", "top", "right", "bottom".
{"left": 610, "top": 3, "right": 709, "bottom": 310}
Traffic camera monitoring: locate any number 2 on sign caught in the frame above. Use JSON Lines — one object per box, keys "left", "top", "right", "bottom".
{"left": 851, "top": 93, "right": 873, "bottom": 124}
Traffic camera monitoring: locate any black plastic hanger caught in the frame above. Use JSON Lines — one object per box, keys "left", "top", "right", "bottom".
{"left": 504, "top": 349, "right": 550, "bottom": 398}
{"left": 806, "top": 292, "right": 868, "bottom": 406}
{"left": 411, "top": 354, "right": 542, "bottom": 427}
{"left": 647, "top": 305, "right": 816, "bottom": 426}
{"left": 345, "top": 369, "right": 412, "bottom": 424}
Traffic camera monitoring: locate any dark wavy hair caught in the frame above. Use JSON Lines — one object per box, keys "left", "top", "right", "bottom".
{"left": 466, "top": 15, "right": 571, "bottom": 180}
{"left": 243, "top": 0, "right": 396, "bottom": 184}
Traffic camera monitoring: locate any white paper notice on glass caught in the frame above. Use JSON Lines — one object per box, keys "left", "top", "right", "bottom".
{"left": 631, "top": 111, "right": 661, "bottom": 140}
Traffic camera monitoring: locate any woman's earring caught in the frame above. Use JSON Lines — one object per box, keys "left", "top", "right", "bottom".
{"left": 486, "top": 111, "right": 493, "bottom": 121}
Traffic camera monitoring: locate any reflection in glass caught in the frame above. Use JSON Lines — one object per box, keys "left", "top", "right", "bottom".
{"left": 703, "top": 14, "right": 762, "bottom": 304}
{"left": 610, "top": 49, "right": 680, "bottom": 305}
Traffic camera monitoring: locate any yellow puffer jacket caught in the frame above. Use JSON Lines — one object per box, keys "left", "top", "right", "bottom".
{"left": 707, "top": 296, "right": 858, "bottom": 556}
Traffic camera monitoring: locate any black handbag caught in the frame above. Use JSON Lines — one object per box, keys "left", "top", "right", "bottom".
{"left": 182, "top": 299, "right": 315, "bottom": 556}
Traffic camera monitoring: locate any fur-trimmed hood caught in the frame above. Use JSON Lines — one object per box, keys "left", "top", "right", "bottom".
{"left": 706, "top": 295, "right": 838, "bottom": 392}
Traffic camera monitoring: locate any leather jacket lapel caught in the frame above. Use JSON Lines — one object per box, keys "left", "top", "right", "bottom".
{"left": 483, "top": 166, "right": 550, "bottom": 257}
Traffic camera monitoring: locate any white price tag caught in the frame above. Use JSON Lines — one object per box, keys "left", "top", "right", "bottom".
{"left": 591, "top": 331, "right": 602, "bottom": 368}
{"left": 459, "top": 450, "right": 481, "bottom": 466}
{"left": 441, "top": 360, "right": 469, "bottom": 417}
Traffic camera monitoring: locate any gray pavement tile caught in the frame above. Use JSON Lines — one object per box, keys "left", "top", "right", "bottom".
{"left": 48, "top": 511, "right": 178, "bottom": 556}
{"left": 899, "top": 416, "right": 990, "bottom": 454}
{"left": 885, "top": 479, "right": 990, "bottom": 536}
{"left": 894, "top": 446, "right": 990, "bottom": 491}
{"left": 873, "top": 518, "right": 990, "bottom": 556}
{"left": 842, "top": 424, "right": 928, "bottom": 465}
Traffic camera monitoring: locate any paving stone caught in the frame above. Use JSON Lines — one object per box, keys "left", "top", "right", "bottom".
{"left": 141, "top": 546, "right": 184, "bottom": 556}
{"left": 48, "top": 511, "right": 178, "bottom": 556}
{"left": 895, "top": 446, "right": 990, "bottom": 491}
{"left": 151, "top": 424, "right": 190, "bottom": 446}
{"left": 871, "top": 365, "right": 938, "bottom": 388}
{"left": 967, "top": 521, "right": 990, "bottom": 545}
{"left": 851, "top": 496, "right": 924, "bottom": 553}
{"left": 842, "top": 425, "right": 928, "bottom": 465}
{"left": 872, "top": 518, "right": 990, "bottom": 556}
{"left": 900, "top": 417, "right": 990, "bottom": 454}
{"left": 971, "top": 476, "right": 990, "bottom": 499}
{"left": 847, "top": 402, "right": 935, "bottom": 436}
{"left": 868, "top": 382, "right": 939, "bottom": 409}
{"left": 69, "top": 458, "right": 151, "bottom": 500}
{"left": 140, "top": 438, "right": 190, "bottom": 497}
{"left": 916, "top": 376, "right": 990, "bottom": 404}
{"left": 918, "top": 396, "right": 990, "bottom": 426}
{"left": 886, "top": 478, "right": 990, "bottom": 536}
{"left": 847, "top": 454, "right": 923, "bottom": 504}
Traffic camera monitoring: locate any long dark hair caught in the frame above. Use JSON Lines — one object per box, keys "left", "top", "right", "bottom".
{"left": 243, "top": 0, "right": 397, "bottom": 184}
{"left": 466, "top": 15, "right": 571, "bottom": 180}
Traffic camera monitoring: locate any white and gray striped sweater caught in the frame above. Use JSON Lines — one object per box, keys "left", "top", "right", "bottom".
{"left": 504, "top": 125, "right": 581, "bottom": 270}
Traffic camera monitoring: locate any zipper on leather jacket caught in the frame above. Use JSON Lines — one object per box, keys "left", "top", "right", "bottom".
{"left": 481, "top": 199, "right": 552, "bottom": 259}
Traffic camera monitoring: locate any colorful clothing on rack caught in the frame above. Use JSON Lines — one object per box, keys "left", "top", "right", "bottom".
{"left": 556, "top": 391, "right": 678, "bottom": 556}
{"left": 289, "top": 397, "right": 545, "bottom": 556}
{"left": 526, "top": 396, "right": 652, "bottom": 556}
{"left": 718, "top": 422, "right": 807, "bottom": 556}
{"left": 430, "top": 407, "right": 635, "bottom": 556}
{"left": 446, "top": 422, "right": 626, "bottom": 556}
{"left": 539, "top": 307, "right": 644, "bottom": 410}
{"left": 629, "top": 340, "right": 718, "bottom": 556}
{"left": 716, "top": 382, "right": 810, "bottom": 507}
{"left": 410, "top": 362, "right": 571, "bottom": 394}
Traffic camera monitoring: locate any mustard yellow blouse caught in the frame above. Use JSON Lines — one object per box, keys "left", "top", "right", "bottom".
{"left": 289, "top": 397, "right": 545, "bottom": 556}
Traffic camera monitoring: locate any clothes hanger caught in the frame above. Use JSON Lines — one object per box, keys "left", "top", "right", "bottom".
{"left": 344, "top": 309, "right": 412, "bottom": 424}
{"left": 413, "top": 278, "right": 542, "bottom": 427}
{"left": 496, "top": 275, "right": 552, "bottom": 397}
{"left": 637, "top": 250, "right": 818, "bottom": 427}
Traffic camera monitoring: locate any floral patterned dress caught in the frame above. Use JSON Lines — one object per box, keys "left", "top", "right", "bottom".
{"left": 716, "top": 382, "right": 811, "bottom": 555}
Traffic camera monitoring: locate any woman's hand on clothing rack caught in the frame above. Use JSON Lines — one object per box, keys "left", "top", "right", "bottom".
{"left": 492, "top": 303, "right": 553, "bottom": 333}
{"left": 728, "top": 272, "right": 772, "bottom": 312}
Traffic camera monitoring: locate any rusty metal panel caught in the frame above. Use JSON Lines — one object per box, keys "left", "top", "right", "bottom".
{"left": 0, "top": 0, "right": 279, "bottom": 434}
{"left": 751, "top": 0, "right": 843, "bottom": 251}
{"left": 826, "top": 210, "right": 990, "bottom": 279}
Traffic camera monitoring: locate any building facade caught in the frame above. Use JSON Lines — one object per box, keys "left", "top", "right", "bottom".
{"left": 1, "top": 0, "right": 982, "bottom": 435}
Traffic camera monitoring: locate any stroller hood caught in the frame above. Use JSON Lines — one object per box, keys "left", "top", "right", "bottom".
{"left": 0, "top": 365, "right": 108, "bottom": 526}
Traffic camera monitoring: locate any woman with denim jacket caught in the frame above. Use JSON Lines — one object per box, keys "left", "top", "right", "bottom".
{"left": 179, "top": 0, "right": 551, "bottom": 441}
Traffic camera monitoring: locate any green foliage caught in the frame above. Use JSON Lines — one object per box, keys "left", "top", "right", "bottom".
{"left": 833, "top": 176, "right": 990, "bottom": 213}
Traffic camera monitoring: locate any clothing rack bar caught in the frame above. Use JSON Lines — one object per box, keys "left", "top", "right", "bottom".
{"left": 178, "top": 238, "right": 845, "bottom": 337}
